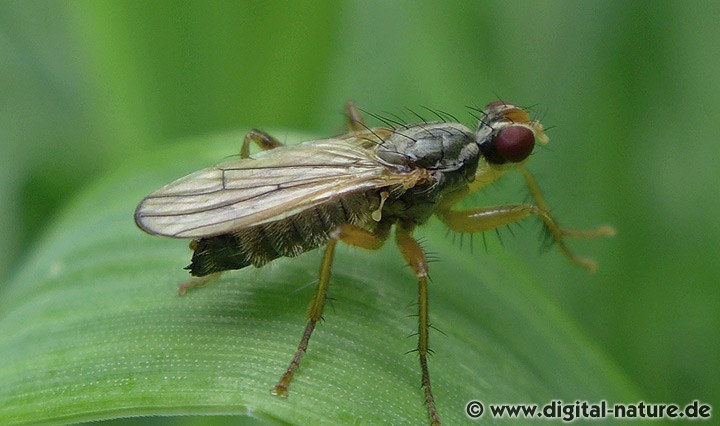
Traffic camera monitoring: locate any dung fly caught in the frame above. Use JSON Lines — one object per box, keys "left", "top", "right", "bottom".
{"left": 135, "top": 101, "right": 615, "bottom": 425}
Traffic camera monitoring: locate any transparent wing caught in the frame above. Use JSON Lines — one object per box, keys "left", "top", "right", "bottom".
{"left": 135, "top": 137, "right": 417, "bottom": 238}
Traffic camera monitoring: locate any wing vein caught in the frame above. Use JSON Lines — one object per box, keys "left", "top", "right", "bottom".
{"left": 135, "top": 137, "right": 418, "bottom": 238}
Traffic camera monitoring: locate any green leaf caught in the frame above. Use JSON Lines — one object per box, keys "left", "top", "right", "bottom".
{"left": 0, "top": 131, "right": 639, "bottom": 425}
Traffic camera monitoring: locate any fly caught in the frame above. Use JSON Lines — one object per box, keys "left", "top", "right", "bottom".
{"left": 135, "top": 101, "right": 615, "bottom": 425}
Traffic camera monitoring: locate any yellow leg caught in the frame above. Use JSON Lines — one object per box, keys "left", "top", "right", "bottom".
{"left": 519, "top": 166, "right": 615, "bottom": 235}
{"left": 272, "top": 223, "right": 387, "bottom": 396}
{"left": 177, "top": 272, "right": 221, "bottom": 296}
{"left": 438, "top": 202, "right": 614, "bottom": 272}
{"left": 395, "top": 225, "right": 442, "bottom": 426}
{"left": 240, "top": 129, "right": 284, "bottom": 159}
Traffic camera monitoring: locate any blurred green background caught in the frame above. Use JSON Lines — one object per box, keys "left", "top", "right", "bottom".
{"left": 1, "top": 0, "right": 718, "bottom": 424}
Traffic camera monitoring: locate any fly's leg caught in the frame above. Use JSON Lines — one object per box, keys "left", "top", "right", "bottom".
{"left": 272, "top": 223, "right": 388, "bottom": 396}
{"left": 177, "top": 272, "right": 220, "bottom": 296}
{"left": 437, "top": 201, "right": 614, "bottom": 272}
{"left": 344, "top": 101, "right": 367, "bottom": 131}
{"left": 343, "top": 102, "right": 392, "bottom": 147}
{"left": 519, "top": 165, "right": 615, "bottom": 269}
{"left": 395, "top": 225, "right": 441, "bottom": 426}
{"left": 240, "top": 129, "right": 284, "bottom": 159}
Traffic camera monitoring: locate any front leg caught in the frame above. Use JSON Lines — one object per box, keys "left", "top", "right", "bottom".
{"left": 437, "top": 204, "right": 614, "bottom": 272}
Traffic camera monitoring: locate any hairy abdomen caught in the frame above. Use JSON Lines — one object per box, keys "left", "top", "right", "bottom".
{"left": 187, "top": 191, "right": 379, "bottom": 276}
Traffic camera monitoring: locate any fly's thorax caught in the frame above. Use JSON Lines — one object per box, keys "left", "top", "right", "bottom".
{"left": 376, "top": 123, "right": 479, "bottom": 174}
{"left": 373, "top": 123, "right": 483, "bottom": 226}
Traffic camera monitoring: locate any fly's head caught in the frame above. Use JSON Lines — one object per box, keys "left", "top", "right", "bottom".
{"left": 475, "top": 101, "right": 549, "bottom": 169}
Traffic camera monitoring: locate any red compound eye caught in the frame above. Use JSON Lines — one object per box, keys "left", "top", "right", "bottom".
{"left": 494, "top": 125, "right": 535, "bottom": 163}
